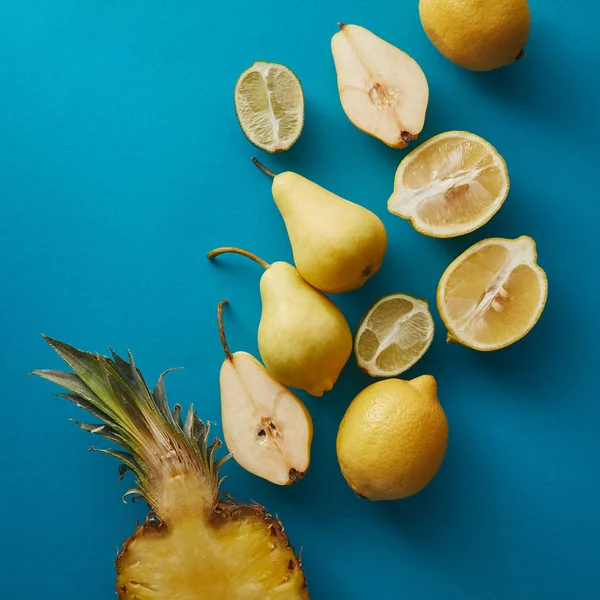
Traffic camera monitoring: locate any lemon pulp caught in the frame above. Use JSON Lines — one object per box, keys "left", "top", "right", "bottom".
{"left": 388, "top": 131, "right": 509, "bottom": 237}
{"left": 437, "top": 236, "right": 547, "bottom": 350}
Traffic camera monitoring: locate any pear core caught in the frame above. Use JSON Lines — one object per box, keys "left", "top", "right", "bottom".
{"left": 331, "top": 23, "right": 429, "bottom": 148}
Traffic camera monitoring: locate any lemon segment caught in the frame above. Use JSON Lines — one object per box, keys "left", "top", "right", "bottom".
{"left": 388, "top": 131, "right": 509, "bottom": 238}
{"left": 437, "top": 236, "right": 547, "bottom": 351}
{"left": 234, "top": 62, "right": 304, "bottom": 153}
{"left": 355, "top": 293, "right": 434, "bottom": 377}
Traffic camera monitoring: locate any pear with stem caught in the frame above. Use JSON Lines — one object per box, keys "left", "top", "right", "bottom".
{"left": 208, "top": 248, "right": 352, "bottom": 396}
{"left": 217, "top": 300, "right": 313, "bottom": 485}
{"left": 252, "top": 158, "right": 388, "bottom": 294}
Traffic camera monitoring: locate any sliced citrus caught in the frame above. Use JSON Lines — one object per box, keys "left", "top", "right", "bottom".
{"left": 234, "top": 61, "right": 304, "bottom": 153}
{"left": 355, "top": 293, "right": 434, "bottom": 377}
{"left": 388, "top": 131, "right": 509, "bottom": 237}
{"left": 437, "top": 236, "right": 547, "bottom": 351}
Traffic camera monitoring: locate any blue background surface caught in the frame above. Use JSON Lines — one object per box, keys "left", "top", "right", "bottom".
{"left": 1, "top": 1, "right": 599, "bottom": 598}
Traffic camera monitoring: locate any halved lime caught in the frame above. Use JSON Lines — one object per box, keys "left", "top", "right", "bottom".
{"left": 234, "top": 61, "right": 304, "bottom": 153}
{"left": 355, "top": 293, "right": 434, "bottom": 377}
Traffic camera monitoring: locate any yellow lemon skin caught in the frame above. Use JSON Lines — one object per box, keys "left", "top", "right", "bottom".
{"left": 419, "top": 0, "right": 531, "bottom": 71}
{"left": 336, "top": 376, "right": 448, "bottom": 500}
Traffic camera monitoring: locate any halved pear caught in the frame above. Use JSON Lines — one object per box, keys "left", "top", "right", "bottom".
{"left": 217, "top": 301, "right": 313, "bottom": 485}
{"left": 331, "top": 23, "right": 429, "bottom": 148}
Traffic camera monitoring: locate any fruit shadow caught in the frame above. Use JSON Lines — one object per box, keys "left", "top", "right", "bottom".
{"left": 370, "top": 430, "right": 540, "bottom": 599}
{"left": 452, "top": 280, "right": 574, "bottom": 405}
{"left": 372, "top": 418, "right": 483, "bottom": 544}
{"left": 451, "top": 23, "right": 586, "bottom": 130}
{"left": 416, "top": 189, "right": 534, "bottom": 270}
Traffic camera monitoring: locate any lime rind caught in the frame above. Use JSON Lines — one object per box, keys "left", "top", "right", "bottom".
{"left": 354, "top": 292, "right": 435, "bottom": 378}
{"left": 234, "top": 61, "right": 305, "bottom": 154}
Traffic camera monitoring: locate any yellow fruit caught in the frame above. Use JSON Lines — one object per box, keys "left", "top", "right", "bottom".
{"left": 336, "top": 376, "right": 448, "bottom": 500}
{"left": 419, "top": 0, "right": 531, "bottom": 71}
{"left": 437, "top": 236, "right": 548, "bottom": 351}
{"left": 252, "top": 158, "right": 388, "bottom": 294}
{"left": 388, "top": 131, "right": 509, "bottom": 238}
{"left": 331, "top": 23, "right": 429, "bottom": 148}
{"left": 208, "top": 247, "right": 352, "bottom": 396}
{"left": 34, "top": 338, "right": 309, "bottom": 599}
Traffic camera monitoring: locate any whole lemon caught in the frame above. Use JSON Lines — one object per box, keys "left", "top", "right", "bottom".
{"left": 419, "top": 0, "right": 531, "bottom": 71}
{"left": 336, "top": 376, "right": 448, "bottom": 500}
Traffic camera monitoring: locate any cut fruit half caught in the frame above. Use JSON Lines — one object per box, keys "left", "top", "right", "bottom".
{"left": 437, "top": 236, "right": 548, "bottom": 351}
{"left": 331, "top": 24, "right": 429, "bottom": 148}
{"left": 388, "top": 131, "right": 509, "bottom": 237}
{"left": 234, "top": 61, "right": 304, "bottom": 153}
{"left": 355, "top": 293, "right": 435, "bottom": 377}
{"left": 217, "top": 301, "right": 313, "bottom": 485}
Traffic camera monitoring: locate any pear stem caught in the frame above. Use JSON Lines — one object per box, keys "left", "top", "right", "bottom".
{"left": 251, "top": 157, "right": 277, "bottom": 179}
{"left": 207, "top": 247, "right": 271, "bottom": 270}
{"left": 217, "top": 300, "right": 233, "bottom": 361}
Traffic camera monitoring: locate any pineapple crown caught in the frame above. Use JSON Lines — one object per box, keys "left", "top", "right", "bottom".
{"left": 32, "top": 336, "right": 229, "bottom": 514}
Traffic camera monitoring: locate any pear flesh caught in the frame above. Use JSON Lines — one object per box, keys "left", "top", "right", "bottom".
{"left": 331, "top": 23, "right": 429, "bottom": 148}
{"left": 258, "top": 262, "right": 353, "bottom": 395}
{"left": 271, "top": 171, "right": 388, "bottom": 294}
{"left": 218, "top": 302, "right": 312, "bottom": 486}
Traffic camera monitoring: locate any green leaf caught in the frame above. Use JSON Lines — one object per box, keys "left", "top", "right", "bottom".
{"left": 153, "top": 368, "right": 180, "bottom": 425}
{"left": 183, "top": 404, "right": 195, "bottom": 439}
{"left": 172, "top": 404, "right": 183, "bottom": 430}
{"left": 54, "top": 392, "right": 116, "bottom": 426}
{"left": 90, "top": 447, "right": 140, "bottom": 477}
{"left": 31, "top": 370, "right": 118, "bottom": 418}
{"left": 70, "top": 419, "right": 123, "bottom": 445}
{"left": 40, "top": 337, "right": 117, "bottom": 408}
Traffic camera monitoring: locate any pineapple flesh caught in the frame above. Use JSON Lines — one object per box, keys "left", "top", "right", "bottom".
{"left": 33, "top": 337, "right": 310, "bottom": 600}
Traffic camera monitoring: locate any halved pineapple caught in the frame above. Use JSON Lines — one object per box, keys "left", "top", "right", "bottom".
{"left": 33, "top": 337, "right": 310, "bottom": 599}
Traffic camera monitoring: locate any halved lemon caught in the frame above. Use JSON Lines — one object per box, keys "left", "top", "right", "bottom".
{"left": 437, "top": 236, "right": 547, "bottom": 351}
{"left": 388, "top": 131, "right": 509, "bottom": 237}
{"left": 355, "top": 293, "right": 435, "bottom": 377}
{"left": 234, "top": 61, "right": 304, "bottom": 153}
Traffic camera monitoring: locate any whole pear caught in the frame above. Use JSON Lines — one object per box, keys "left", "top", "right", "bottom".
{"left": 208, "top": 247, "right": 352, "bottom": 396}
{"left": 253, "top": 159, "right": 388, "bottom": 294}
